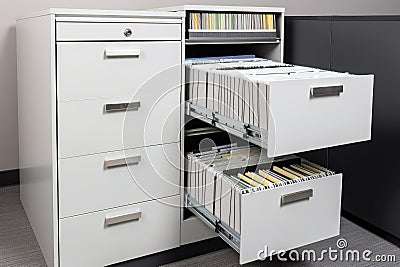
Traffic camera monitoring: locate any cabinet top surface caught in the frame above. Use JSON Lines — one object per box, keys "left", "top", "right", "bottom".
{"left": 17, "top": 8, "right": 184, "bottom": 21}
{"left": 155, "top": 5, "right": 285, "bottom": 13}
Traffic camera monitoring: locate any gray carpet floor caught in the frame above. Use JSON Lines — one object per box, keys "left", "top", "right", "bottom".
{"left": 163, "top": 217, "right": 400, "bottom": 267}
{"left": 0, "top": 185, "right": 398, "bottom": 267}
{"left": 0, "top": 185, "right": 46, "bottom": 266}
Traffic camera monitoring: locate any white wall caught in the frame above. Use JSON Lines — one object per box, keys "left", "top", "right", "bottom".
{"left": 1, "top": 0, "right": 400, "bottom": 171}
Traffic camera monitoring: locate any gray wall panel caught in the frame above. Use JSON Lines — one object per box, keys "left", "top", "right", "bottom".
{"left": 286, "top": 17, "right": 400, "bottom": 239}
{"left": 285, "top": 18, "right": 332, "bottom": 70}
{"left": 329, "top": 19, "right": 400, "bottom": 239}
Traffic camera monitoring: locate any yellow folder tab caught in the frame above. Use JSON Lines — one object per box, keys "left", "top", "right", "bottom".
{"left": 258, "top": 170, "right": 280, "bottom": 183}
{"left": 221, "top": 150, "right": 249, "bottom": 158}
{"left": 238, "top": 173, "right": 260, "bottom": 187}
{"left": 301, "top": 163, "right": 325, "bottom": 173}
{"left": 245, "top": 172, "right": 271, "bottom": 186}
{"left": 272, "top": 166, "right": 298, "bottom": 180}
{"left": 290, "top": 165, "right": 313, "bottom": 176}
{"left": 283, "top": 167, "right": 304, "bottom": 177}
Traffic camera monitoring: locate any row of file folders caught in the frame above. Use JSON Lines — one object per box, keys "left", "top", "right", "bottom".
{"left": 185, "top": 56, "right": 350, "bottom": 134}
{"left": 186, "top": 144, "right": 335, "bottom": 234}
{"left": 188, "top": 12, "right": 276, "bottom": 31}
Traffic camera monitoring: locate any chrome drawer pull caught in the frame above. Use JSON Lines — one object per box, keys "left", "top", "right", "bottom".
{"left": 281, "top": 189, "right": 313, "bottom": 206}
{"left": 104, "top": 101, "right": 140, "bottom": 112}
{"left": 104, "top": 48, "right": 140, "bottom": 58}
{"left": 310, "top": 85, "right": 343, "bottom": 97}
{"left": 104, "top": 156, "right": 141, "bottom": 169}
{"left": 105, "top": 211, "right": 142, "bottom": 226}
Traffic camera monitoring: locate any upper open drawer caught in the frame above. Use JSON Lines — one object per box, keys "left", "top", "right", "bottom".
{"left": 185, "top": 58, "right": 374, "bottom": 157}
{"left": 266, "top": 74, "right": 374, "bottom": 157}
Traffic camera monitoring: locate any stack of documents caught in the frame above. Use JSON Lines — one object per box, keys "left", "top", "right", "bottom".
{"left": 186, "top": 144, "right": 334, "bottom": 233}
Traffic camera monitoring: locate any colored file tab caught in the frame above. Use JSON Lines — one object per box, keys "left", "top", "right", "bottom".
{"left": 272, "top": 166, "right": 298, "bottom": 180}
{"left": 258, "top": 170, "right": 280, "bottom": 183}
{"left": 238, "top": 173, "right": 260, "bottom": 187}
{"left": 245, "top": 172, "right": 271, "bottom": 186}
{"left": 189, "top": 12, "right": 276, "bottom": 31}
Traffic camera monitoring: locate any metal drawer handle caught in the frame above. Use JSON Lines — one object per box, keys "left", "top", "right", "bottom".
{"left": 310, "top": 85, "right": 343, "bottom": 98}
{"left": 105, "top": 211, "right": 141, "bottom": 226}
{"left": 104, "top": 48, "right": 140, "bottom": 58}
{"left": 104, "top": 156, "right": 141, "bottom": 169}
{"left": 281, "top": 189, "right": 313, "bottom": 206}
{"left": 104, "top": 101, "right": 140, "bottom": 112}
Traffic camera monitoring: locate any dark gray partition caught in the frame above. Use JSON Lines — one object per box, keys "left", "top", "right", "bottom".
{"left": 285, "top": 16, "right": 400, "bottom": 240}
{"left": 285, "top": 17, "right": 332, "bottom": 70}
{"left": 329, "top": 18, "right": 400, "bottom": 239}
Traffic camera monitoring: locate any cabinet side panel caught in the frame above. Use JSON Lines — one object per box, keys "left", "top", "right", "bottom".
{"left": 17, "top": 15, "right": 57, "bottom": 267}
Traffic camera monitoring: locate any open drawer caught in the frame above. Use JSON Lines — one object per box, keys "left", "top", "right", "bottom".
{"left": 185, "top": 57, "right": 374, "bottom": 157}
{"left": 186, "top": 145, "right": 342, "bottom": 264}
{"left": 266, "top": 74, "right": 374, "bottom": 157}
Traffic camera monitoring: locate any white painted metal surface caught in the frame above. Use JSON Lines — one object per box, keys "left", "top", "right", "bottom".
{"left": 17, "top": 14, "right": 58, "bottom": 267}
{"left": 57, "top": 22, "right": 181, "bottom": 41}
{"left": 59, "top": 195, "right": 180, "bottom": 267}
{"left": 267, "top": 75, "right": 374, "bottom": 157}
{"left": 19, "top": 8, "right": 184, "bottom": 21}
{"left": 58, "top": 143, "right": 180, "bottom": 218}
{"left": 57, "top": 41, "right": 181, "bottom": 101}
{"left": 240, "top": 174, "right": 342, "bottom": 264}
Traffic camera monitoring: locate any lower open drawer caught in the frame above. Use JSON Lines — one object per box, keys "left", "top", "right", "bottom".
{"left": 186, "top": 146, "right": 342, "bottom": 264}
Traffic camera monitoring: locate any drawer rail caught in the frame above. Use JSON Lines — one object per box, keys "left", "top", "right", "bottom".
{"left": 186, "top": 193, "right": 240, "bottom": 252}
{"left": 186, "top": 101, "right": 267, "bottom": 149}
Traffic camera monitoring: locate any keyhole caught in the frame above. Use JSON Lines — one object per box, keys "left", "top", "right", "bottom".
{"left": 124, "top": 28, "right": 132, "bottom": 37}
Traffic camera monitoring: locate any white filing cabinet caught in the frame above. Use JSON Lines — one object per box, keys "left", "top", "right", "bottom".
{"left": 17, "top": 6, "right": 374, "bottom": 267}
{"left": 17, "top": 9, "right": 185, "bottom": 267}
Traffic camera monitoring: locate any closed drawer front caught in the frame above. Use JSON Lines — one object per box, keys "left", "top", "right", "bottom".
{"left": 57, "top": 41, "right": 181, "bottom": 101}
{"left": 59, "top": 195, "right": 180, "bottom": 267}
{"left": 58, "top": 88, "right": 180, "bottom": 158}
{"left": 59, "top": 142, "right": 180, "bottom": 218}
{"left": 57, "top": 22, "right": 181, "bottom": 41}
{"left": 267, "top": 75, "right": 374, "bottom": 157}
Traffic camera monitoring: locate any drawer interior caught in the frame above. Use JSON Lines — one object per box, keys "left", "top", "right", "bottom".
{"left": 186, "top": 144, "right": 342, "bottom": 264}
